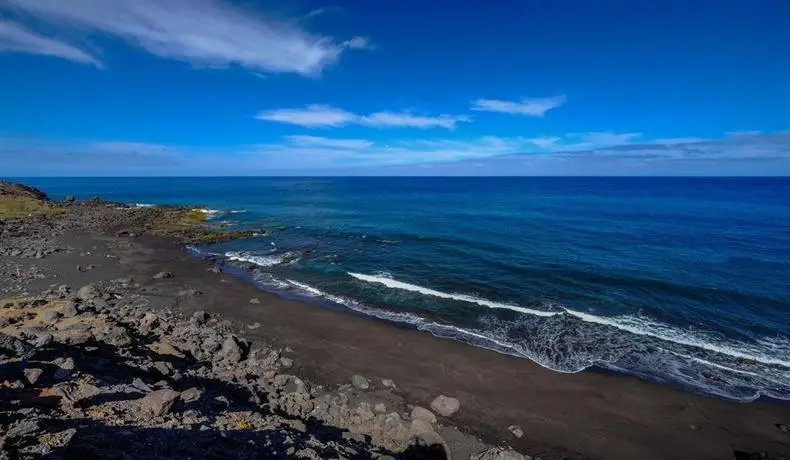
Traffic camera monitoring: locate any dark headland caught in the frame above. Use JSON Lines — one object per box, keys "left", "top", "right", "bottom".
{"left": 1, "top": 181, "right": 788, "bottom": 460}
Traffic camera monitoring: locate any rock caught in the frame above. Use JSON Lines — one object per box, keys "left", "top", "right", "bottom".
{"left": 247, "top": 322, "right": 261, "bottom": 330}
{"left": 5, "top": 419, "right": 40, "bottom": 439}
{"left": 33, "top": 332, "right": 53, "bottom": 348}
{"left": 351, "top": 374, "right": 370, "bottom": 390}
{"left": 58, "top": 302, "right": 79, "bottom": 318}
{"left": 97, "top": 326, "right": 132, "bottom": 347}
{"left": 39, "top": 309, "right": 60, "bottom": 322}
{"left": 180, "top": 387, "right": 203, "bottom": 403}
{"left": 23, "top": 367, "right": 44, "bottom": 385}
{"left": 152, "top": 361, "right": 174, "bottom": 376}
{"left": 148, "top": 341, "right": 185, "bottom": 359}
{"left": 508, "top": 425, "right": 524, "bottom": 439}
{"left": 471, "top": 447, "right": 530, "bottom": 460}
{"left": 217, "top": 335, "right": 245, "bottom": 363}
{"left": 38, "top": 428, "right": 77, "bottom": 450}
{"left": 10, "top": 248, "right": 22, "bottom": 257}
{"left": 139, "top": 389, "right": 180, "bottom": 418}
{"left": 55, "top": 381, "right": 102, "bottom": 405}
{"left": 0, "top": 332, "right": 34, "bottom": 359}
{"left": 430, "top": 395, "right": 460, "bottom": 417}
{"left": 153, "top": 271, "right": 173, "bottom": 280}
{"left": 280, "top": 357, "right": 294, "bottom": 368}
{"left": 77, "top": 284, "right": 101, "bottom": 300}
{"left": 65, "top": 195, "right": 76, "bottom": 203}
{"left": 382, "top": 379, "right": 396, "bottom": 389}
{"left": 131, "top": 378, "right": 153, "bottom": 393}
{"left": 191, "top": 310, "right": 208, "bottom": 325}
{"left": 249, "top": 297, "right": 260, "bottom": 304}
{"left": 139, "top": 312, "right": 159, "bottom": 330}
{"left": 411, "top": 406, "right": 437, "bottom": 425}
{"left": 777, "top": 423, "right": 789, "bottom": 432}
{"left": 52, "top": 357, "right": 76, "bottom": 380}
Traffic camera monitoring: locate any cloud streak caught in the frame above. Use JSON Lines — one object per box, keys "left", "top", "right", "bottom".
{"left": 471, "top": 96, "right": 567, "bottom": 117}
{"left": 4, "top": 133, "right": 789, "bottom": 176}
{"left": 257, "top": 105, "right": 471, "bottom": 130}
{"left": 0, "top": 20, "right": 101, "bottom": 66}
{"left": 1, "top": 0, "right": 365, "bottom": 75}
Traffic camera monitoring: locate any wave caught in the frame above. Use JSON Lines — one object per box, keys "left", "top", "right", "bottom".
{"left": 134, "top": 203, "right": 154, "bottom": 208}
{"left": 225, "top": 251, "right": 298, "bottom": 267}
{"left": 348, "top": 273, "right": 559, "bottom": 318}
{"left": 348, "top": 272, "right": 790, "bottom": 372}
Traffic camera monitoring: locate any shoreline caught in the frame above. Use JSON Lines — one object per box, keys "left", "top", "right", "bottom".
{"left": 138, "top": 234, "right": 790, "bottom": 459}
{"left": 191, "top": 242, "right": 790, "bottom": 406}
{"left": 2, "top": 185, "right": 789, "bottom": 459}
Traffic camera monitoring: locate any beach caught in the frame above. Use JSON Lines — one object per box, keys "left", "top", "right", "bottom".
{"left": 1, "top": 183, "right": 789, "bottom": 459}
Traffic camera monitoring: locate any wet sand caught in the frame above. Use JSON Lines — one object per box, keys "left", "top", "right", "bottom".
{"left": 23, "top": 230, "right": 790, "bottom": 460}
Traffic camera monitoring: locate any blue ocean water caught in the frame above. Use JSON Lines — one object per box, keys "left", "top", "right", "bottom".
{"left": 19, "top": 177, "right": 790, "bottom": 401}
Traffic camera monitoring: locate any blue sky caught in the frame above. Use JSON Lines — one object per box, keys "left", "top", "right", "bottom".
{"left": 1, "top": 0, "right": 789, "bottom": 176}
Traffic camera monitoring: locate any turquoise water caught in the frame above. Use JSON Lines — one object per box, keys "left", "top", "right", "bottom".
{"left": 20, "top": 177, "right": 790, "bottom": 401}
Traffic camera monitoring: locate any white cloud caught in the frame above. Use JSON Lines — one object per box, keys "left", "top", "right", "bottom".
{"left": 285, "top": 135, "right": 372, "bottom": 149}
{"left": 258, "top": 105, "right": 470, "bottom": 130}
{"left": 341, "top": 36, "right": 374, "bottom": 50}
{"left": 471, "top": 96, "right": 567, "bottom": 117}
{"left": 257, "top": 105, "right": 356, "bottom": 127}
{"left": 725, "top": 130, "right": 762, "bottom": 137}
{"left": 1, "top": 0, "right": 365, "bottom": 76}
{"left": 359, "top": 112, "right": 470, "bottom": 130}
{"left": 0, "top": 20, "right": 101, "bottom": 66}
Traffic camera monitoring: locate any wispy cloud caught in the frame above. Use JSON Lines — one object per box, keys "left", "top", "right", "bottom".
{"left": 0, "top": 0, "right": 366, "bottom": 76}
{"left": 257, "top": 105, "right": 471, "bottom": 130}
{"left": 725, "top": 130, "right": 762, "bottom": 137}
{"left": 0, "top": 20, "right": 101, "bottom": 66}
{"left": 359, "top": 112, "right": 469, "bottom": 130}
{"left": 5, "top": 133, "right": 789, "bottom": 176}
{"left": 341, "top": 36, "right": 374, "bottom": 50}
{"left": 284, "top": 135, "right": 372, "bottom": 149}
{"left": 471, "top": 96, "right": 567, "bottom": 117}
{"left": 257, "top": 105, "right": 356, "bottom": 128}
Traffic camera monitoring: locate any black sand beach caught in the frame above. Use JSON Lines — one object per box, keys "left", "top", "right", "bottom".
{"left": 1, "top": 185, "right": 789, "bottom": 459}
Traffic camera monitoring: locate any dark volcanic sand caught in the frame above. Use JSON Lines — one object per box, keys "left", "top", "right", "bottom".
{"left": 16, "top": 230, "right": 790, "bottom": 460}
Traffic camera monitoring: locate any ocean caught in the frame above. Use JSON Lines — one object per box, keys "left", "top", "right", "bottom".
{"left": 19, "top": 177, "right": 790, "bottom": 402}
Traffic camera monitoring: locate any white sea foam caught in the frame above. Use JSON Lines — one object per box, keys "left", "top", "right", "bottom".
{"left": 226, "top": 251, "right": 280, "bottom": 267}
{"left": 563, "top": 308, "right": 790, "bottom": 368}
{"left": 349, "top": 272, "right": 790, "bottom": 370}
{"left": 226, "top": 251, "right": 298, "bottom": 268}
{"left": 133, "top": 203, "right": 154, "bottom": 208}
{"left": 192, "top": 208, "right": 222, "bottom": 217}
{"left": 348, "top": 273, "right": 559, "bottom": 318}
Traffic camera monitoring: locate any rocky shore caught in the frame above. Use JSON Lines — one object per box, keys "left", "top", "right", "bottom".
{"left": 0, "top": 182, "right": 525, "bottom": 460}
{"left": 2, "top": 181, "right": 789, "bottom": 460}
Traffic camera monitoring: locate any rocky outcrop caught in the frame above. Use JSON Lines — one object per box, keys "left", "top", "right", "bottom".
{"left": 0, "top": 181, "right": 48, "bottom": 201}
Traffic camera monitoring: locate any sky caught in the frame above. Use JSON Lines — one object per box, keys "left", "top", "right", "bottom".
{"left": 1, "top": 0, "right": 789, "bottom": 176}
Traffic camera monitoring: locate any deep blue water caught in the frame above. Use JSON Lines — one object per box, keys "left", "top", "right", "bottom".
{"left": 17, "top": 177, "right": 790, "bottom": 401}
